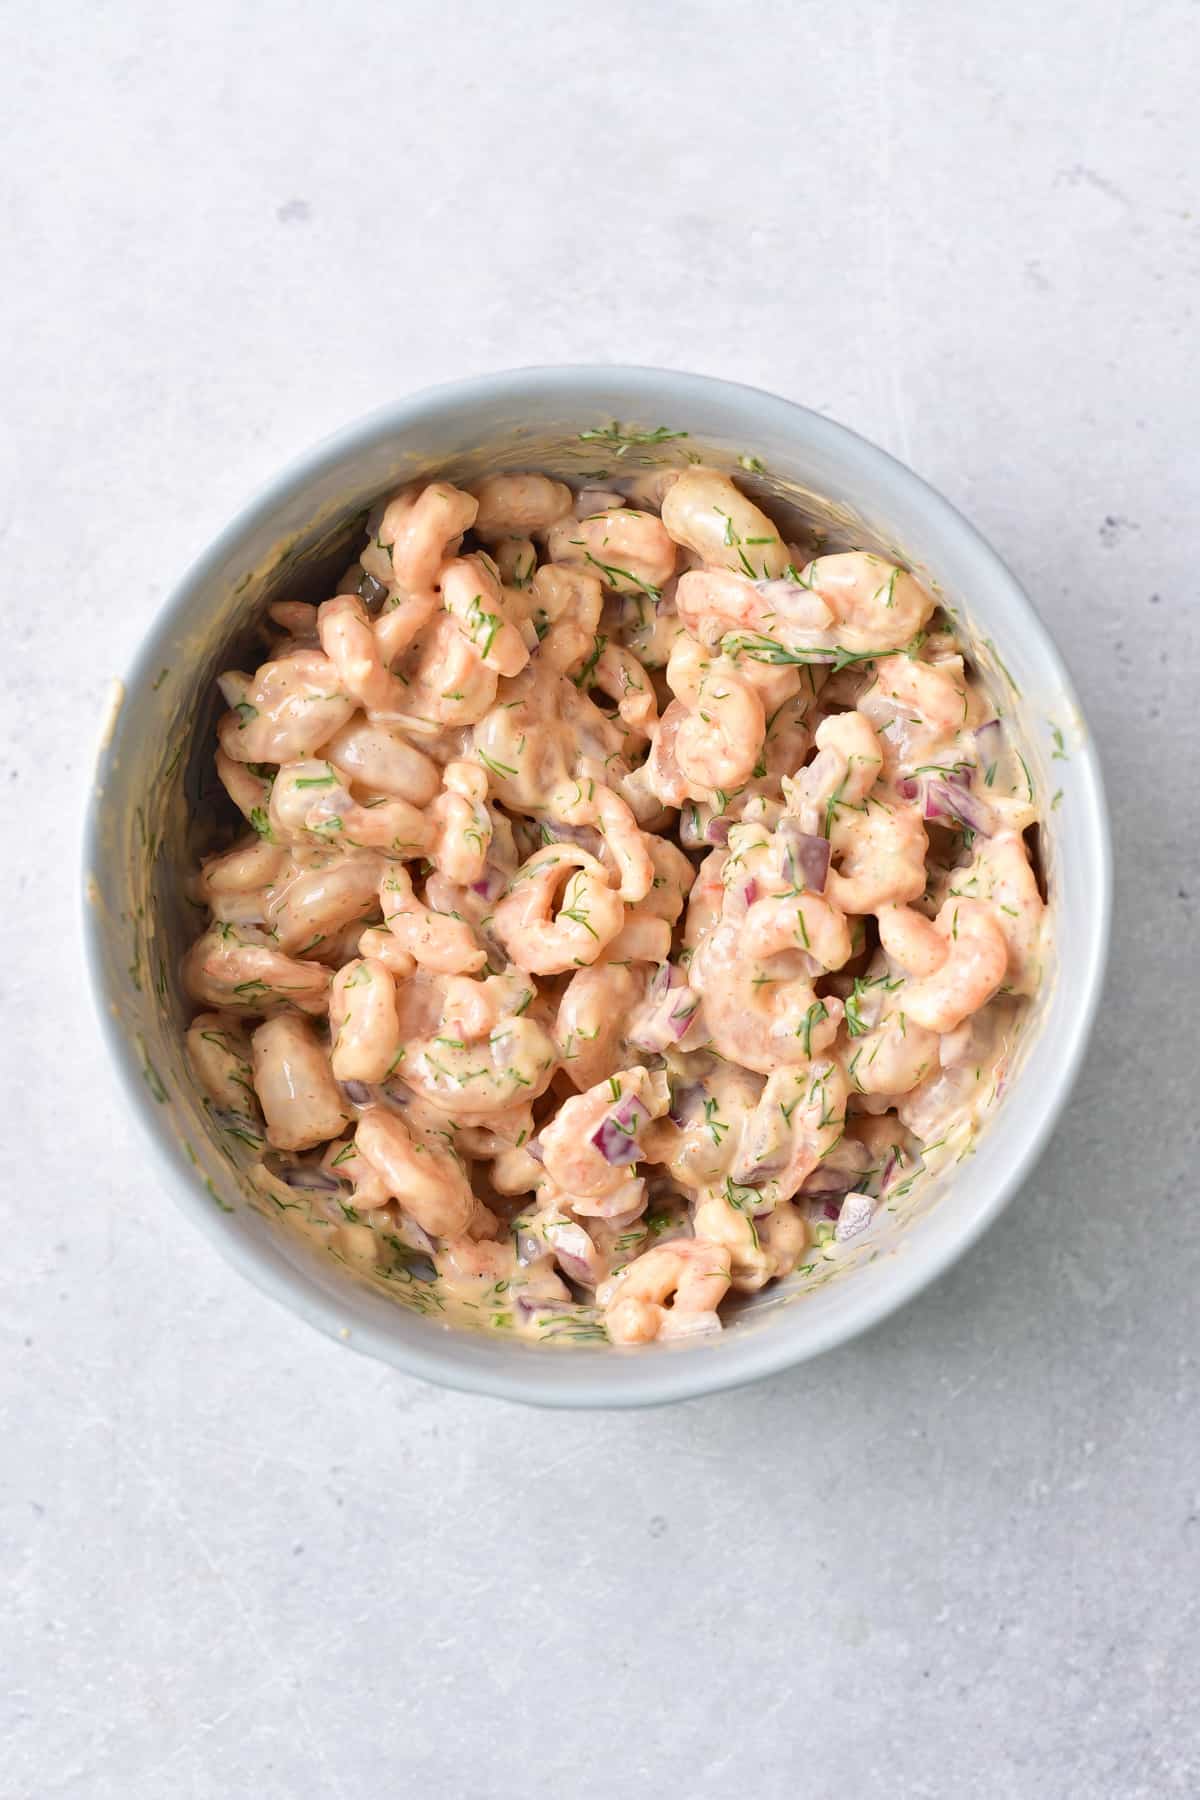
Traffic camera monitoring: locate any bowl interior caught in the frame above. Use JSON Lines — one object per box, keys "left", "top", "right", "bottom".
{"left": 84, "top": 369, "right": 1109, "bottom": 1405}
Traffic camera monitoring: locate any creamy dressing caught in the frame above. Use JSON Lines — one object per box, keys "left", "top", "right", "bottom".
{"left": 180, "top": 467, "right": 1048, "bottom": 1345}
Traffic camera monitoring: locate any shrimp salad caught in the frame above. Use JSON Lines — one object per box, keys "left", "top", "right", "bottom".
{"left": 181, "top": 465, "right": 1047, "bottom": 1347}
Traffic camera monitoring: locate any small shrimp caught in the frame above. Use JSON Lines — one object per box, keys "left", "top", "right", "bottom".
{"left": 380, "top": 611, "right": 498, "bottom": 732}
{"left": 896, "top": 898, "right": 1008, "bottom": 1033}
{"left": 666, "top": 639, "right": 766, "bottom": 794}
{"left": 183, "top": 926, "right": 332, "bottom": 1015}
{"left": 329, "top": 957, "right": 401, "bottom": 1083}
{"left": 692, "top": 1190, "right": 775, "bottom": 1292}
{"left": 267, "top": 600, "right": 318, "bottom": 637}
{"left": 428, "top": 761, "right": 492, "bottom": 885}
{"left": 324, "top": 717, "right": 441, "bottom": 805}
{"left": 251, "top": 1014, "right": 350, "bottom": 1151}
{"left": 877, "top": 902, "right": 947, "bottom": 977}
{"left": 825, "top": 801, "right": 928, "bottom": 915}
{"left": 592, "top": 642, "right": 658, "bottom": 737}
{"left": 844, "top": 1011, "right": 939, "bottom": 1098}
{"left": 319, "top": 1134, "right": 392, "bottom": 1210}
{"left": 802, "top": 552, "right": 935, "bottom": 652}
{"left": 661, "top": 468, "right": 790, "bottom": 579}
{"left": 373, "top": 588, "right": 441, "bottom": 669}
{"left": 731, "top": 1061, "right": 849, "bottom": 1199}
{"left": 538, "top": 1067, "right": 667, "bottom": 1203}
{"left": 215, "top": 750, "right": 274, "bottom": 829}
{"left": 863, "top": 652, "right": 970, "bottom": 734}
{"left": 440, "top": 554, "right": 530, "bottom": 678}
{"left": 405, "top": 1013, "right": 556, "bottom": 1120}
{"left": 548, "top": 770, "right": 653, "bottom": 903}
{"left": 269, "top": 761, "right": 428, "bottom": 859}
{"left": 195, "top": 837, "right": 288, "bottom": 919}
{"left": 492, "top": 535, "right": 538, "bottom": 588}
{"left": 741, "top": 893, "right": 852, "bottom": 971}
{"left": 184, "top": 1014, "right": 258, "bottom": 1115}
{"left": 493, "top": 846, "right": 625, "bottom": 975}
{"left": 675, "top": 566, "right": 833, "bottom": 650}
{"left": 546, "top": 507, "right": 677, "bottom": 594}
{"left": 216, "top": 651, "right": 355, "bottom": 764}
{"left": 379, "top": 866, "right": 487, "bottom": 974}
{"left": 470, "top": 471, "right": 573, "bottom": 541}
{"left": 265, "top": 856, "right": 384, "bottom": 954}
{"left": 528, "top": 564, "right": 604, "bottom": 676}
{"left": 555, "top": 964, "right": 641, "bottom": 1090}
{"left": 354, "top": 1104, "right": 477, "bottom": 1238}
{"left": 690, "top": 921, "right": 844, "bottom": 1075}
{"left": 959, "top": 829, "right": 1047, "bottom": 995}
{"left": 317, "top": 592, "right": 410, "bottom": 711}
{"left": 602, "top": 1239, "right": 733, "bottom": 1344}
{"left": 378, "top": 480, "right": 478, "bottom": 593}
{"left": 782, "top": 709, "right": 884, "bottom": 835}
{"left": 356, "top": 926, "right": 417, "bottom": 978}
{"left": 600, "top": 910, "right": 671, "bottom": 965}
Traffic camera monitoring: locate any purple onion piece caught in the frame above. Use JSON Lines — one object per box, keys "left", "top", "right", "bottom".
{"left": 591, "top": 1094, "right": 650, "bottom": 1165}
{"left": 835, "top": 1192, "right": 874, "bottom": 1242}
{"left": 975, "top": 719, "right": 1004, "bottom": 771}
{"left": 515, "top": 1228, "right": 544, "bottom": 1265}
{"left": 357, "top": 571, "right": 387, "bottom": 608}
{"left": 668, "top": 994, "right": 700, "bottom": 1039}
{"left": 667, "top": 1082, "right": 703, "bottom": 1127}
{"left": 705, "top": 816, "right": 731, "bottom": 846}
{"left": 743, "top": 879, "right": 759, "bottom": 907}
{"left": 263, "top": 1155, "right": 344, "bottom": 1193}
{"left": 777, "top": 820, "right": 830, "bottom": 893}
{"left": 339, "top": 1080, "right": 372, "bottom": 1107}
{"left": 924, "top": 776, "right": 991, "bottom": 836}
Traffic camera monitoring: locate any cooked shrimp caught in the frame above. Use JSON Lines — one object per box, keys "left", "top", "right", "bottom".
{"left": 661, "top": 468, "right": 789, "bottom": 579}
{"left": 802, "top": 552, "right": 936, "bottom": 653}
{"left": 493, "top": 846, "right": 625, "bottom": 975}
{"left": 538, "top": 1067, "right": 667, "bottom": 1202}
{"left": 329, "top": 957, "right": 401, "bottom": 1083}
{"left": 602, "top": 1239, "right": 733, "bottom": 1344}
{"left": 217, "top": 651, "right": 355, "bottom": 764}
{"left": 528, "top": 564, "right": 604, "bottom": 677}
{"left": 379, "top": 865, "right": 487, "bottom": 974}
{"left": 555, "top": 964, "right": 641, "bottom": 1089}
{"left": 440, "top": 554, "right": 530, "bottom": 678}
{"left": 251, "top": 1014, "right": 350, "bottom": 1151}
{"left": 675, "top": 566, "right": 833, "bottom": 650}
{"left": 429, "top": 761, "right": 492, "bottom": 885}
{"left": 740, "top": 893, "right": 852, "bottom": 970}
{"left": 470, "top": 472, "right": 573, "bottom": 541}
{"left": 899, "top": 898, "right": 1008, "bottom": 1032}
{"left": 184, "top": 1014, "right": 258, "bottom": 1115}
{"left": 354, "top": 1104, "right": 477, "bottom": 1238}
{"left": 546, "top": 507, "right": 677, "bottom": 594}
{"left": 825, "top": 801, "right": 928, "bottom": 914}
{"left": 324, "top": 717, "right": 441, "bottom": 804}
{"left": 183, "top": 926, "right": 332, "bottom": 1015}
{"left": 318, "top": 593, "right": 411, "bottom": 712}
{"left": 265, "top": 856, "right": 384, "bottom": 954}
{"left": 377, "top": 480, "right": 478, "bottom": 593}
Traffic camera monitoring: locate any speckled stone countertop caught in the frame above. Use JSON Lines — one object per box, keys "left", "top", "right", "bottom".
{"left": 3, "top": 2, "right": 1196, "bottom": 1794}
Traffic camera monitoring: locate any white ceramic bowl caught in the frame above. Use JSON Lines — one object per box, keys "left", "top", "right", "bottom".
{"left": 82, "top": 367, "right": 1111, "bottom": 1407}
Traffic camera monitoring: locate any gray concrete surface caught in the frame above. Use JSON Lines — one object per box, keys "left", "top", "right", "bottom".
{"left": 2, "top": 2, "right": 1197, "bottom": 1794}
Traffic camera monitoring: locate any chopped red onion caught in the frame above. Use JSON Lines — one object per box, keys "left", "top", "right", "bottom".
{"left": 657, "top": 1308, "right": 722, "bottom": 1339}
{"left": 467, "top": 865, "right": 506, "bottom": 900}
{"left": 667, "top": 1082, "right": 703, "bottom": 1127}
{"left": 515, "top": 1227, "right": 544, "bottom": 1265}
{"left": 590, "top": 1094, "right": 650, "bottom": 1164}
{"left": 776, "top": 819, "right": 830, "bottom": 893}
{"left": 545, "top": 1220, "right": 599, "bottom": 1285}
{"left": 395, "top": 1217, "right": 438, "bottom": 1258}
{"left": 743, "top": 878, "right": 759, "bottom": 907}
{"left": 627, "top": 980, "right": 702, "bottom": 1053}
{"left": 924, "top": 775, "right": 991, "bottom": 836}
{"left": 975, "top": 719, "right": 1004, "bottom": 768}
{"left": 339, "top": 1080, "right": 372, "bottom": 1107}
{"left": 705, "top": 816, "right": 731, "bottom": 846}
{"left": 263, "top": 1155, "right": 344, "bottom": 1193}
{"left": 835, "top": 1192, "right": 874, "bottom": 1242}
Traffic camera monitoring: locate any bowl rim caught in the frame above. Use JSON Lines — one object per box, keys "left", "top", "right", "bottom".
{"left": 81, "top": 364, "right": 1113, "bottom": 1408}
